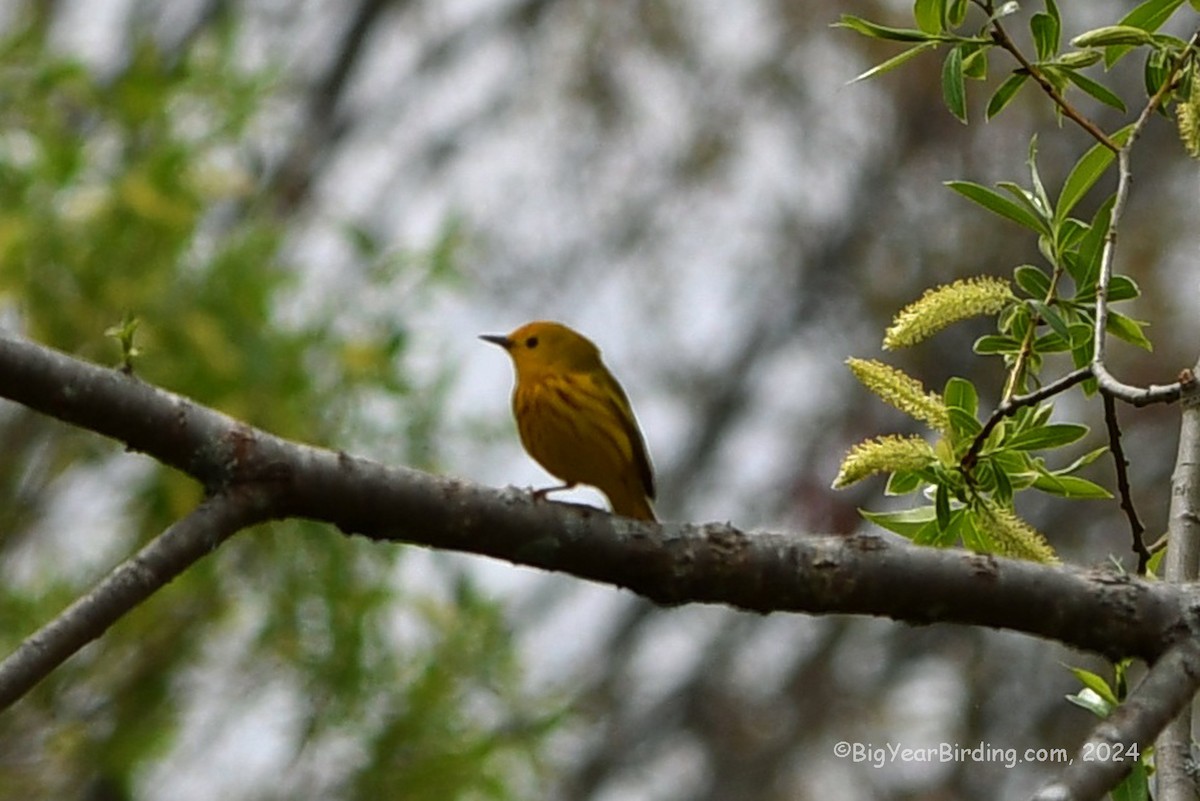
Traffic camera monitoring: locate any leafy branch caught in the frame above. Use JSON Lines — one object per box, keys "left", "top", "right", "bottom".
{"left": 836, "top": 0, "right": 1200, "bottom": 563}
{"left": 836, "top": 1, "right": 1200, "bottom": 796}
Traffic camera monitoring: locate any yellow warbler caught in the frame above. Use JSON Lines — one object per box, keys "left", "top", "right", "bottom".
{"left": 481, "top": 321, "right": 657, "bottom": 521}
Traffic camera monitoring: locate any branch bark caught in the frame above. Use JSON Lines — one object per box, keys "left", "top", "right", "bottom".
{"left": 1033, "top": 637, "right": 1200, "bottom": 801}
{"left": 1155, "top": 365, "right": 1200, "bottom": 800}
{"left": 0, "top": 489, "right": 273, "bottom": 709}
{"left": 0, "top": 334, "right": 1194, "bottom": 706}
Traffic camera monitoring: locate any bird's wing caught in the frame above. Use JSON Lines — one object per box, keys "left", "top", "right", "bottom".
{"left": 593, "top": 371, "right": 656, "bottom": 501}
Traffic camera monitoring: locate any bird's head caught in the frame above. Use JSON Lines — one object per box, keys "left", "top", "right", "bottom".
{"left": 480, "top": 321, "right": 603, "bottom": 378}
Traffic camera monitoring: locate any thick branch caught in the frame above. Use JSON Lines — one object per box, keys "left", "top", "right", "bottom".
{"left": 1160, "top": 369, "right": 1200, "bottom": 579}
{"left": 0, "top": 335, "right": 1187, "bottom": 672}
{"left": 1156, "top": 367, "right": 1200, "bottom": 800}
{"left": 0, "top": 489, "right": 273, "bottom": 710}
{"left": 1033, "top": 637, "right": 1200, "bottom": 801}
{"left": 0, "top": 336, "right": 258, "bottom": 487}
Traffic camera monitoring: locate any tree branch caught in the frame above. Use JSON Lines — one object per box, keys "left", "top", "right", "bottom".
{"left": 0, "top": 489, "right": 274, "bottom": 710}
{"left": 1155, "top": 365, "right": 1200, "bottom": 799}
{"left": 963, "top": 367, "right": 1093, "bottom": 471}
{"left": 1102, "top": 392, "right": 1149, "bottom": 573}
{"left": 987, "top": 22, "right": 1117, "bottom": 153}
{"left": 1091, "top": 31, "right": 1200, "bottom": 407}
{"left": 1033, "top": 637, "right": 1200, "bottom": 801}
{"left": 0, "top": 333, "right": 1192, "bottom": 702}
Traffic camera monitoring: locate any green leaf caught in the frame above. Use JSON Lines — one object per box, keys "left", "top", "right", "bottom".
{"left": 1072, "top": 25, "right": 1157, "bottom": 48}
{"left": 1103, "top": 0, "right": 1186, "bottom": 67}
{"left": 943, "top": 376, "right": 978, "bottom": 415}
{"left": 1056, "top": 139, "right": 1117, "bottom": 224}
{"left": 1062, "top": 68, "right": 1128, "bottom": 112}
{"left": 885, "top": 469, "right": 925, "bottom": 495}
{"left": 1147, "top": 546, "right": 1167, "bottom": 576}
{"left": 1007, "top": 423, "right": 1089, "bottom": 450}
{"left": 835, "top": 15, "right": 946, "bottom": 42}
{"left": 1031, "top": 300, "right": 1071, "bottom": 343}
{"left": 1027, "top": 137, "right": 1052, "bottom": 221}
{"left": 861, "top": 506, "right": 936, "bottom": 538}
{"left": 1144, "top": 47, "right": 1171, "bottom": 97}
{"left": 1033, "top": 331, "right": 1070, "bottom": 352}
{"left": 947, "top": 407, "right": 982, "bottom": 438}
{"left": 997, "top": 181, "right": 1049, "bottom": 221}
{"left": 983, "top": 418, "right": 1011, "bottom": 451}
{"left": 1107, "top": 275, "right": 1141, "bottom": 302}
{"left": 1055, "top": 218, "right": 1087, "bottom": 253}
{"left": 974, "top": 334, "right": 1021, "bottom": 355}
{"left": 1058, "top": 446, "right": 1109, "bottom": 475}
{"left": 1110, "top": 761, "right": 1151, "bottom": 801}
{"left": 1045, "top": 0, "right": 1062, "bottom": 31}
{"left": 1107, "top": 311, "right": 1153, "bottom": 350}
{"left": 914, "top": 0, "right": 945, "bottom": 35}
{"left": 989, "top": 0, "right": 1021, "bottom": 21}
{"left": 1033, "top": 473, "right": 1114, "bottom": 498}
{"left": 1025, "top": 402, "right": 1054, "bottom": 430}
{"left": 1068, "top": 666, "right": 1120, "bottom": 707}
{"left": 1054, "top": 50, "right": 1103, "bottom": 68}
{"left": 1119, "top": 0, "right": 1186, "bottom": 34}
{"left": 942, "top": 45, "right": 967, "bottom": 122}
{"left": 987, "top": 72, "right": 1029, "bottom": 119}
{"left": 1066, "top": 688, "right": 1114, "bottom": 717}
{"left": 991, "top": 448, "right": 1032, "bottom": 474}
{"left": 913, "top": 511, "right": 961, "bottom": 547}
{"left": 1001, "top": 302, "right": 1033, "bottom": 339}
{"left": 1031, "top": 12, "right": 1060, "bottom": 61}
{"left": 1071, "top": 341, "right": 1094, "bottom": 373}
{"left": 991, "top": 458, "right": 1014, "bottom": 503}
{"left": 850, "top": 41, "right": 940, "bottom": 83}
{"left": 946, "top": 181, "right": 1050, "bottom": 235}
{"left": 1014, "top": 264, "right": 1051, "bottom": 298}
{"left": 946, "top": 0, "right": 969, "bottom": 26}
{"left": 935, "top": 482, "right": 951, "bottom": 530}
{"left": 962, "top": 44, "right": 988, "bottom": 80}
{"left": 956, "top": 509, "right": 986, "bottom": 551}
{"left": 1070, "top": 194, "right": 1116, "bottom": 288}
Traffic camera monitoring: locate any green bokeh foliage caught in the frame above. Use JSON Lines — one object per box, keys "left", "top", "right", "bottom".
{"left": 0, "top": 12, "right": 557, "bottom": 800}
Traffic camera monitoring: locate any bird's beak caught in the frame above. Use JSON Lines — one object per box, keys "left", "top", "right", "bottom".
{"left": 479, "top": 334, "right": 513, "bottom": 350}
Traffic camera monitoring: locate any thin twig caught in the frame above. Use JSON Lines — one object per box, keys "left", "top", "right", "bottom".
{"left": 1092, "top": 31, "right": 1200, "bottom": 406}
{"left": 1002, "top": 267, "right": 1068, "bottom": 404}
{"left": 988, "top": 22, "right": 1118, "bottom": 152}
{"left": 1102, "top": 391, "right": 1149, "bottom": 573}
{"left": 962, "top": 367, "right": 1093, "bottom": 471}
{"left": 0, "top": 490, "right": 274, "bottom": 711}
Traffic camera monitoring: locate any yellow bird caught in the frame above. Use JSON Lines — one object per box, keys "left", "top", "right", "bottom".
{"left": 481, "top": 321, "right": 657, "bottom": 521}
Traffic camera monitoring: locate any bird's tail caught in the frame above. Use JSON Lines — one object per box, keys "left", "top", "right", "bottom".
{"left": 608, "top": 489, "right": 657, "bottom": 521}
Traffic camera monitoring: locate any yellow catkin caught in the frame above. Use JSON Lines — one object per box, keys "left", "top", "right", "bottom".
{"left": 884, "top": 276, "right": 1014, "bottom": 350}
{"left": 975, "top": 502, "right": 1059, "bottom": 564}
{"left": 1176, "top": 76, "right": 1200, "bottom": 159}
{"left": 482, "top": 321, "right": 656, "bottom": 521}
{"left": 832, "top": 435, "right": 935, "bottom": 488}
{"left": 847, "top": 358, "right": 950, "bottom": 433}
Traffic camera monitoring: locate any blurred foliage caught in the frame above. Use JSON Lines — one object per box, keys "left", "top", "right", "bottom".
{"left": 0, "top": 10, "right": 558, "bottom": 800}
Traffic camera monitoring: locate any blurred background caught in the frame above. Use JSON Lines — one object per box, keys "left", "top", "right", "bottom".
{"left": 0, "top": 1, "right": 1195, "bottom": 799}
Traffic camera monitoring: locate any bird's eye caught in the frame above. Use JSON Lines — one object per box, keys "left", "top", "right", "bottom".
{"left": 525, "top": 336, "right": 539, "bottom": 348}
